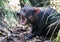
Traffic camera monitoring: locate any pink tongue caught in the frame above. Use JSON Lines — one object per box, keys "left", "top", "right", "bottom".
{"left": 22, "top": 19, "right": 27, "bottom": 25}
{"left": 22, "top": 20, "right": 25, "bottom": 23}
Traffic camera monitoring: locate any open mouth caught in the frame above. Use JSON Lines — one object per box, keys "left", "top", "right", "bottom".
{"left": 22, "top": 16, "right": 25, "bottom": 23}
{"left": 20, "top": 16, "right": 28, "bottom": 25}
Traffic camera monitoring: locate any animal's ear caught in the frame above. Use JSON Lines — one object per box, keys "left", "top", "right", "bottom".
{"left": 34, "top": 7, "right": 40, "bottom": 14}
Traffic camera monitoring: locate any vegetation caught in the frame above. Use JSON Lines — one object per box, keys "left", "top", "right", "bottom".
{"left": 0, "top": 0, "right": 19, "bottom": 29}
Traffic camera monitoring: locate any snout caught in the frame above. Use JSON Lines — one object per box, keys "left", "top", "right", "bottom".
{"left": 16, "top": 10, "right": 29, "bottom": 26}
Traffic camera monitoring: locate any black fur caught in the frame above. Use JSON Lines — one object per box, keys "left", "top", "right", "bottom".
{"left": 17, "top": 7, "right": 60, "bottom": 40}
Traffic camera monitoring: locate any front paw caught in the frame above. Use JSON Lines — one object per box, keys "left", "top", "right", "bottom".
{"left": 24, "top": 33, "right": 35, "bottom": 40}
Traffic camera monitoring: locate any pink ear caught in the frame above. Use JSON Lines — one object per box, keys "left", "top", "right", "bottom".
{"left": 35, "top": 7, "right": 40, "bottom": 14}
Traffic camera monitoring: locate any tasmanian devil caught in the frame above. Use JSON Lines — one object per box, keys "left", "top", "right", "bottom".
{"left": 17, "top": 7, "right": 60, "bottom": 40}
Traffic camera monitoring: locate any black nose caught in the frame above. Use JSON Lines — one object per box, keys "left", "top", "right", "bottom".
{"left": 17, "top": 12, "right": 20, "bottom": 16}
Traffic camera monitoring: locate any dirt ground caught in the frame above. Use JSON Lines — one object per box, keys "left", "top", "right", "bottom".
{"left": 0, "top": 25, "right": 52, "bottom": 42}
